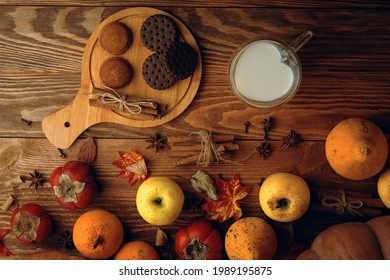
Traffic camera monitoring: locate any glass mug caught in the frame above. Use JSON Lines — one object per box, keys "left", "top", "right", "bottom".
{"left": 229, "top": 31, "right": 313, "bottom": 108}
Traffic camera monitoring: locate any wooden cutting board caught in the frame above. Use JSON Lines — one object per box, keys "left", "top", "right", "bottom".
{"left": 42, "top": 7, "right": 202, "bottom": 149}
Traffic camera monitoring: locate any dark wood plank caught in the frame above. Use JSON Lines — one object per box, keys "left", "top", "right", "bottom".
{"left": 1, "top": 7, "right": 390, "bottom": 143}
{"left": 1, "top": 0, "right": 390, "bottom": 8}
{"left": 0, "top": 137, "right": 385, "bottom": 257}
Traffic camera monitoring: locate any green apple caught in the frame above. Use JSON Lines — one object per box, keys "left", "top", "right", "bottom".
{"left": 136, "top": 176, "right": 184, "bottom": 226}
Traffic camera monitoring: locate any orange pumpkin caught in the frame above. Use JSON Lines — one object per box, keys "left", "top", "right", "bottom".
{"left": 224, "top": 217, "right": 277, "bottom": 260}
{"left": 325, "top": 117, "right": 388, "bottom": 180}
{"left": 297, "top": 215, "right": 390, "bottom": 260}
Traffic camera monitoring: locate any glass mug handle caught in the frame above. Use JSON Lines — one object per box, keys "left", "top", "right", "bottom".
{"left": 289, "top": 30, "right": 313, "bottom": 52}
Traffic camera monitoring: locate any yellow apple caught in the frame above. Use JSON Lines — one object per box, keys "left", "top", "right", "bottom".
{"left": 378, "top": 168, "right": 390, "bottom": 209}
{"left": 259, "top": 173, "right": 310, "bottom": 222}
{"left": 136, "top": 176, "right": 184, "bottom": 226}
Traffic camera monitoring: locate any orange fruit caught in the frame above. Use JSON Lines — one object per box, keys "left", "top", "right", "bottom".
{"left": 325, "top": 117, "right": 388, "bottom": 180}
{"left": 73, "top": 209, "right": 124, "bottom": 259}
{"left": 114, "top": 241, "right": 160, "bottom": 260}
{"left": 225, "top": 217, "right": 277, "bottom": 260}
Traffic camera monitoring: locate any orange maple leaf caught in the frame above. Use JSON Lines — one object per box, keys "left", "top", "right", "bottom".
{"left": 112, "top": 150, "right": 148, "bottom": 186}
{"left": 201, "top": 174, "right": 251, "bottom": 222}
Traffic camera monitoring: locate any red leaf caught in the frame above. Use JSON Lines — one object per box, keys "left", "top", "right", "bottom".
{"left": 201, "top": 174, "right": 251, "bottom": 223}
{"left": 0, "top": 229, "right": 12, "bottom": 256}
{"left": 112, "top": 150, "right": 148, "bottom": 186}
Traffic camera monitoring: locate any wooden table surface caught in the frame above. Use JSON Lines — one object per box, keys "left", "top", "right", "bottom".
{"left": 1, "top": 0, "right": 390, "bottom": 259}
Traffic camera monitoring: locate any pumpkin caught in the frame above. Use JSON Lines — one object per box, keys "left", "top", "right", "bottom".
{"left": 325, "top": 117, "right": 388, "bottom": 180}
{"left": 297, "top": 215, "right": 390, "bottom": 260}
{"left": 225, "top": 217, "right": 277, "bottom": 260}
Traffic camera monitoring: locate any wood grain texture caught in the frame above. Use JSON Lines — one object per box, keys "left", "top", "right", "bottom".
{"left": 1, "top": 0, "right": 390, "bottom": 8}
{"left": 1, "top": 2, "right": 390, "bottom": 259}
{"left": 1, "top": 7, "right": 390, "bottom": 142}
{"left": 0, "top": 137, "right": 385, "bottom": 257}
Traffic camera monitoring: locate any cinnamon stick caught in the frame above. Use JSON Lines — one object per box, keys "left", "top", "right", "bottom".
{"left": 316, "top": 188, "right": 373, "bottom": 199}
{"left": 1, "top": 195, "right": 15, "bottom": 211}
{"left": 89, "top": 99, "right": 156, "bottom": 120}
{"left": 311, "top": 204, "right": 382, "bottom": 217}
{"left": 168, "top": 134, "right": 234, "bottom": 145}
{"left": 174, "top": 145, "right": 226, "bottom": 166}
{"left": 170, "top": 142, "right": 239, "bottom": 152}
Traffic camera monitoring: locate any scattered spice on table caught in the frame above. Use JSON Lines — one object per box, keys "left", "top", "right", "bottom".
{"left": 145, "top": 132, "right": 167, "bottom": 153}
{"left": 58, "top": 230, "right": 74, "bottom": 250}
{"left": 256, "top": 141, "right": 272, "bottom": 158}
{"left": 27, "top": 170, "right": 46, "bottom": 190}
{"left": 281, "top": 130, "right": 301, "bottom": 149}
{"left": 57, "top": 148, "right": 67, "bottom": 158}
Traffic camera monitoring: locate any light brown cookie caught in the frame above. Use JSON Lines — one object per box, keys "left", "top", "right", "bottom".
{"left": 99, "top": 57, "right": 133, "bottom": 89}
{"left": 98, "top": 22, "right": 132, "bottom": 55}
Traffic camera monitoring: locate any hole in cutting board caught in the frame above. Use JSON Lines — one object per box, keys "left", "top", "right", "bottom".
{"left": 64, "top": 121, "right": 71, "bottom": 128}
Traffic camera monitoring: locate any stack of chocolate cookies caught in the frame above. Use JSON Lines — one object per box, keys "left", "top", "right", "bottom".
{"left": 140, "top": 14, "right": 197, "bottom": 90}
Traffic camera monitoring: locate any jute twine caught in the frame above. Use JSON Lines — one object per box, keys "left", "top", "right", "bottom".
{"left": 321, "top": 189, "right": 364, "bottom": 217}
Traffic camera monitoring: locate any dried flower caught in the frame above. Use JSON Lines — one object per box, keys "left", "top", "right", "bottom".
{"left": 281, "top": 130, "right": 301, "bottom": 149}
{"left": 112, "top": 150, "right": 148, "bottom": 186}
{"left": 145, "top": 132, "right": 167, "bottom": 153}
{"left": 256, "top": 141, "right": 272, "bottom": 158}
{"left": 27, "top": 170, "right": 46, "bottom": 190}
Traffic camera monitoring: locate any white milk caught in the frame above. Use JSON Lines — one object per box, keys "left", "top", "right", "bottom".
{"left": 233, "top": 41, "right": 294, "bottom": 102}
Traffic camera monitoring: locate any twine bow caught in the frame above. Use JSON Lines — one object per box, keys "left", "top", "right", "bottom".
{"left": 321, "top": 189, "right": 364, "bottom": 217}
{"left": 191, "top": 130, "right": 239, "bottom": 167}
{"left": 86, "top": 82, "right": 157, "bottom": 114}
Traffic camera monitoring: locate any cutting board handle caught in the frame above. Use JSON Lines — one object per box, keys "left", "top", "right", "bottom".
{"left": 42, "top": 93, "right": 93, "bottom": 149}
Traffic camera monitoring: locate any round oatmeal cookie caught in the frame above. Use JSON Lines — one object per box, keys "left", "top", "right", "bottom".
{"left": 98, "top": 21, "right": 132, "bottom": 55}
{"left": 99, "top": 57, "right": 133, "bottom": 89}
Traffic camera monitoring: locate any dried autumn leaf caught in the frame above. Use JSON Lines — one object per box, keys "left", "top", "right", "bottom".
{"left": 77, "top": 136, "right": 97, "bottom": 163}
{"left": 155, "top": 228, "right": 168, "bottom": 247}
{"left": 112, "top": 149, "right": 148, "bottom": 186}
{"left": 0, "top": 229, "right": 12, "bottom": 256}
{"left": 201, "top": 174, "right": 251, "bottom": 223}
{"left": 190, "top": 170, "right": 217, "bottom": 200}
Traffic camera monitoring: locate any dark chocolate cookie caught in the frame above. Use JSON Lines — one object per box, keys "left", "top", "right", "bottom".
{"left": 98, "top": 21, "right": 132, "bottom": 55}
{"left": 99, "top": 57, "right": 133, "bottom": 89}
{"left": 140, "top": 14, "right": 178, "bottom": 53}
{"left": 163, "top": 41, "right": 197, "bottom": 80}
{"left": 142, "top": 53, "right": 177, "bottom": 90}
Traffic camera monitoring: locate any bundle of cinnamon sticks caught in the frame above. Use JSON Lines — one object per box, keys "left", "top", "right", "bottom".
{"left": 167, "top": 133, "right": 239, "bottom": 166}
{"left": 313, "top": 188, "right": 384, "bottom": 217}
{"left": 89, "top": 98, "right": 164, "bottom": 120}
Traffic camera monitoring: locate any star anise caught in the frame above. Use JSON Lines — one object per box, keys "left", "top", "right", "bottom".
{"left": 145, "top": 132, "right": 167, "bottom": 153}
{"left": 281, "top": 130, "right": 301, "bottom": 149}
{"left": 256, "top": 141, "right": 272, "bottom": 158}
{"left": 27, "top": 170, "right": 46, "bottom": 190}
{"left": 263, "top": 117, "right": 273, "bottom": 140}
{"left": 58, "top": 230, "right": 74, "bottom": 250}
